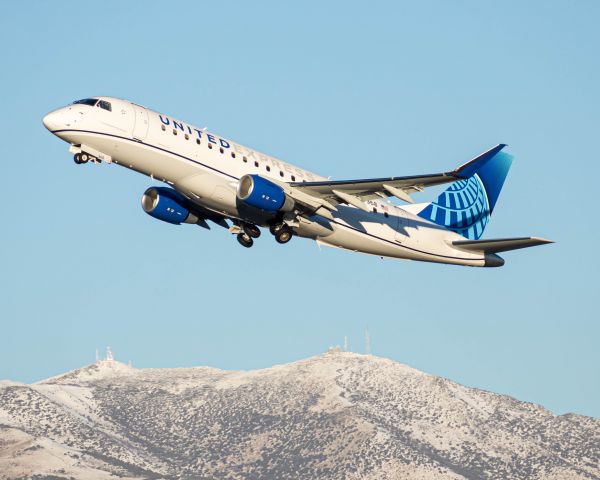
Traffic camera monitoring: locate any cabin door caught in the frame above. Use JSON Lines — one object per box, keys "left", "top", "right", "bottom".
{"left": 132, "top": 105, "right": 149, "bottom": 141}
{"left": 394, "top": 207, "right": 408, "bottom": 243}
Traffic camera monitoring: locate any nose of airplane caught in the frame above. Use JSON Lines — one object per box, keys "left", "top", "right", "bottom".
{"left": 42, "top": 110, "right": 62, "bottom": 131}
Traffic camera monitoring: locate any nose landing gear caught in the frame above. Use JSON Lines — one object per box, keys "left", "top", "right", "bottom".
{"left": 74, "top": 152, "right": 100, "bottom": 164}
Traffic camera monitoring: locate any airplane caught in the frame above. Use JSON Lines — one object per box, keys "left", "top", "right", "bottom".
{"left": 42, "top": 96, "right": 552, "bottom": 267}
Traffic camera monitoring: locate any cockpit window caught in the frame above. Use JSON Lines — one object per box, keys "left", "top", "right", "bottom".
{"left": 98, "top": 100, "right": 111, "bottom": 111}
{"left": 73, "top": 98, "right": 98, "bottom": 107}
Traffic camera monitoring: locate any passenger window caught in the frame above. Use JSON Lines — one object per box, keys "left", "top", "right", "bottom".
{"left": 98, "top": 100, "right": 112, "bottom": 111}
{"left": 384, "top": 212, "right": 389, "bottom": 218}
{"left": 266, "top": 166, "right": 271, "bottom": 172}
{"left": 254, "top": 161, "right": 259, "bottom": 167}
{"left": 161, "top": 125, "right": 166, "bottom": 131}
{"left": 196, "top": 138, "right": 201, "bottom": 145}
{"left": 208, "top": 143, "right": 212, "bottom": 149}
{"left": 185, "top": 133, "right": 189, "bottom": 140}
{"left": 279, "top": 171, "right": 284, "bottom": 177}
{"left": 291, "top": 175, "right": 296, "bottom": 181}
{"left": 243, "top": 156, "right": 247, "bottom": 163}
{"left": 219, "top": 147, "right": 224, "bottom": 154}
{"left": 231, "top": 152, "right": 236, "bottom": 158}
{"left": 172, "top": 129, "right": 177, "bottom": 135}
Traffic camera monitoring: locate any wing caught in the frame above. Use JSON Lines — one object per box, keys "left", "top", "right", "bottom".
{"left": 288, "top": 144, "right": 507, "bottom": 210}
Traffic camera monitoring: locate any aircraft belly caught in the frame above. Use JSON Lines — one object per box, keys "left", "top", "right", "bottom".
{"left": 295, "top": 216, "right": 335, "bottom": 239}
{"left": 400, "top": 209, "right": 486, "bottom": 262}
{"left": 319, "top": 206, "right": 408, "bottom": 258}
{"left": 319, "top": 224, "right": 405, "bottom": 257}
{"left": 175, "top": 173, "right": 239, "bottom": 217}
{"left": 317, "top": 207, "right": 486, "bottom": 265}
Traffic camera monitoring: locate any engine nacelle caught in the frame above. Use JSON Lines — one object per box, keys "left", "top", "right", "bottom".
{"left": 141, "top": 187, "right": 198, "bottom": 225}
{"left": 237, "top": 174, "right": 295, "bottom": 212}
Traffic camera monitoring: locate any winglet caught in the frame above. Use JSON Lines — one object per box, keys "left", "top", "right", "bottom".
{"left": 453, "top": 144, "right": 507, "bottom": 179}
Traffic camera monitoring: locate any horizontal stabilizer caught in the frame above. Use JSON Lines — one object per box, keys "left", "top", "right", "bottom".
{"left": 452, "top": 237, "right": 554, "bottom": 253}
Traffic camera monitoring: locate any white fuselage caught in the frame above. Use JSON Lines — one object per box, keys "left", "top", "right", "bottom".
{"left": 43, "top": 97, "right": 488, "bottom": 266}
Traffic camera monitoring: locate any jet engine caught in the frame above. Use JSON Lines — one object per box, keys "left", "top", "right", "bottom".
{"left": 237, "top": 174, "right": 295, "bottom": 212}
{"left": 141, "top": 187, "right": 199, "bottom": 224}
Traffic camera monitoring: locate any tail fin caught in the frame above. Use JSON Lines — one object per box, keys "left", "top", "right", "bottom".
{"left": 417, "top": 145, "right": 513, "bottom": 240}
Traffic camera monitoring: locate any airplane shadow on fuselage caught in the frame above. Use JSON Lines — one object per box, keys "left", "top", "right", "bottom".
{"left": 331, "top": 204, "right": 454, "bottom": 239}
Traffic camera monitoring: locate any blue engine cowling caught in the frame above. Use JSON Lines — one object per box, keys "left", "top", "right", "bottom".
{"left": 237, "top": 174, "right": 295, "bottom": 212}
{"left": 141, "top": 187, "right": 198, "bottom": 225}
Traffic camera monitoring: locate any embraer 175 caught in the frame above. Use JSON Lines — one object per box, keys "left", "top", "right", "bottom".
{"left": 43, "top": 96, "right": 552, "bottom": 267}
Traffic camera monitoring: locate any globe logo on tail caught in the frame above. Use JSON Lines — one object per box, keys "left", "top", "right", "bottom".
{"left": 420, "top": 174, "right": 490, "bottom": 240}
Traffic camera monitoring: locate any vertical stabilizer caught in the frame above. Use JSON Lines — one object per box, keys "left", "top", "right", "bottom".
{"left": 418, "top": 145, "right": 513, "bottom": 240}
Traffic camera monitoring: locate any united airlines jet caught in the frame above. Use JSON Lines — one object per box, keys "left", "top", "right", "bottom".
{"left": 43, "top": 97, "right": 552, "bottom": 267}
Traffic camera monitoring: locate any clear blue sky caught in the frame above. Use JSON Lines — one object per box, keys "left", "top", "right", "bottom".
{"left": 1, "top": 1, "right": 598, "bottom": 417}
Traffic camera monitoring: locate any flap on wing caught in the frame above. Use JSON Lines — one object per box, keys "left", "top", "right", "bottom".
{"left": 290, "top": 172, "right": 452, "bottom": 202}
{"left": 452, "top": 237, "right": 554, "bottom": 253}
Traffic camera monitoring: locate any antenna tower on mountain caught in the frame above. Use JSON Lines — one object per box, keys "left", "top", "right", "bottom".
{"left": 106, "top": 346, "right": 114, "bottom": 361}
{"left": 344, "top": 336, "right": 348, "bottom": 352}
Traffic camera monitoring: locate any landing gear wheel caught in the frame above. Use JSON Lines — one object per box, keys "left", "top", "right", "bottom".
{"left": 80, "top": 153, "right": 89, "bottom": 163}
{"left": 243, "top": 224, "right": 261, "bottom": 239}
{"left": 237, "top": 232, "right": 254, "bottom": 248}
{"left": 74, "top": 153, "right": 82, "bottom": 164}
{"left": 269, "top": 223, "right": 283, "bottom": 236}
{"left": 275, "top": 227, "right": 292, "bottom": 244}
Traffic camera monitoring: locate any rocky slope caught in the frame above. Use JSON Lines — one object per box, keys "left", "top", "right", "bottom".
{"left": 0, "top": 351, "right": 598, "bottom": 479}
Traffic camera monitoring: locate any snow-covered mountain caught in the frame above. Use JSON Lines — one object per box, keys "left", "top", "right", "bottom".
{"left": 0, "top": 351, "right": 598, "bottom": 479}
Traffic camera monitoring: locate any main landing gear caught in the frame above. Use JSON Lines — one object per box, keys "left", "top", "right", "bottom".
{"left": 269, "top": 223, "right": 293, "bottom": 244}
{"left": 235, "top": 222, "right": 261, "bottom": 248}
{"left": 234, "top": 222, "right": 294, "bottom": 248}
{"left": 237, "top": 223, "right": 261, "bottom": 248}
{"left": 74, "top": 152, "right": 100, "bottom": 164}
{"left": 237, "top": 232, "right": 254, "bottom": 248}
{"left": 243, "top": 223, "right": 261, "bottom": 239}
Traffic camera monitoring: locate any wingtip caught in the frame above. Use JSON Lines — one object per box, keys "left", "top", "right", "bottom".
{"left": 531, "top": 237, "right": 555, "bottom": 245}
{"left": 453, "top": 143, "right": 508, "bottom": 177}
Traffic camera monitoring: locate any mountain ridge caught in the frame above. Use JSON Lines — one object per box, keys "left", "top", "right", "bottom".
{"left": 1, "top": 351, "right": 598, "bottom": 479}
